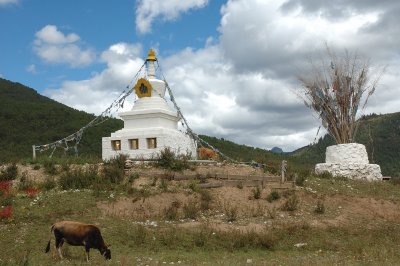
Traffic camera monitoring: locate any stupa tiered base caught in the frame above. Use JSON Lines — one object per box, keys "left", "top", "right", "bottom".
{"left": 315, "top": 143, "right": 382, "bottom": 181}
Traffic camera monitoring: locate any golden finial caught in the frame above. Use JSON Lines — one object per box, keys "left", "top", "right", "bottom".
{"left": 146, "top": 49, "right": 157, "bottom": 61}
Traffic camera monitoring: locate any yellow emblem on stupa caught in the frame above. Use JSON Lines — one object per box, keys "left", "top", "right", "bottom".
{"left": 134, "top": 78, "right": 152, "bottom": 98}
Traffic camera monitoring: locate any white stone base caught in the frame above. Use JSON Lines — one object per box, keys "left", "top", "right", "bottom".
{"left": 315, "top": 143, "right": 382, "bottom": 181}
{"left": 102, "top": 127, "right": 197, "bottom": 161}
{"left": 315, "top": 163, "right": 382, "bottom": 181}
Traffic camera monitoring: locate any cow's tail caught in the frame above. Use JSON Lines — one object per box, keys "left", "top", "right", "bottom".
{"left": 45, "top": 224, "right": 55, "bottom": 253}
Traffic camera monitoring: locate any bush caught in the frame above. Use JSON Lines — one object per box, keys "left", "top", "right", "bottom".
{"left": 252, "top": 186, "right": 262, "bottom": 199}
{"left": 128, "top": 172, "right": 139, "bottom": 183}
{"left": 159, "top": 178, "right": 169, "bottom": 191}
{"left": 0, "top": 163, "right": 18, "bottom": 181}
{"left": 164, "top": 201, "right": 181, "bottom": 220}
{"left": 103, "top": 155, "right": 126, "bottom": 184}
{"left": 314, "top": 200, "right": 325, "bottom": 214}
{"left": 199, "top": 189, "right": 212, "bottom": 210}
{"left": 266, "top": 191, "right": 280, "bottom": 203}
{"left": 58, "top": 166, "right": 99, "bottom": 190}
{"left": 43, "top": 160, "right": 57, "bottom": 175}
{"left": 183, "top": 200, "right": 199, "bottom": 219}
{"left": 40, "top": 177, "right": 57, "bottom": 191}
{"left": 156, "top": 147, "right": 191, "bottom": 171}
{"left": 224, "top": 203, "right": 238, "bottom": 222}
{"left": 281, "top": 194, "right": 299, "bottom": 212}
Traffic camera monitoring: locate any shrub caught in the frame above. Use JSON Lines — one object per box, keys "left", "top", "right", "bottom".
{"left": 58, "top": 166, "right": 99, "bottom": 190}
{"left": 17, "top": 173, "right": 33, "bottom": 191}
{"left": 128, "top": 172, "right": 139, "bottom": 183}
{"left": 188, "top": 180, "right": 199, "bottom": 192}
{"left": 43, "top": 160, "right": 57, "bottom": 175}
{"left": 252, "top": 186, "right": 262, "bottom": 199}
{"left": 266, "top": 191, "right": 281, "bottom": 203}
{"left": 103, "top": 155, "right": 126, "bottom": 184}
{"left": 0, "top": 163, "right": 18, "bottom": 181}
{"left": 199, "top": 189, "right": 212, "bottom": 210}
{"left": 266, "top": 207, "right": 277, "bottom": 219}
{"left": 314, "top": 200, "right": 325, "bottom": 214}
{"left": 281, "top": 194, "right": 299, "bottom": 212}
{"left": 183, "top": 200, "right": 199, "bottom": 219}
{"left": 40, "top": 177, "right": 56, "bottom": 191}
{"left": 159, "top": 178, "right": 169, "bottom": 192}
{"left": 224, "top": 203, "right": 238, "bottom": 222}
{"left": 156, "top": 147, "right": 191, "bottom": 171}
{"left": 295, "top": 170, "right": 309, "bottom": 186}
{"left": 164, "top": 201, "right": 181, "bottom": 220}
{"left": 0, "top": 196, "right": 13, "bottom": 207}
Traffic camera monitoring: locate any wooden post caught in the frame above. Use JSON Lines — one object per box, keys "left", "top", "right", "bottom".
{"left": 32, "top": 145, "right": 36, "bottom": 160}
{"left": 281, "top": 160, "right": 287, "bottom": 183}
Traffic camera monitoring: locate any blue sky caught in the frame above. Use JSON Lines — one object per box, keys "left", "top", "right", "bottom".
{"left": 1, "top": 0, "right": 399, "bottom": 151}
{"left": 0, "top": 0, "right": 221, "bottom": 91}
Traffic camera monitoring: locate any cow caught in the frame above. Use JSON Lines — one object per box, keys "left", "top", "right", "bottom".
{"left": 45, "top": 221, "right": 111, "bottom": 262}
{"left": 198, "top": 147, "right": 218, "bottom": 160}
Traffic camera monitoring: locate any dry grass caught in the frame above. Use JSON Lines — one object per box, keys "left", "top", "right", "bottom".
{"left": 1, "top": 163, "right": 400, "bottom": 265}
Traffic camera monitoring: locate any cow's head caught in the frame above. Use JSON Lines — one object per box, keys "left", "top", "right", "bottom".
{"left": 101, "top": 247, "right": 111, "bottom": 260}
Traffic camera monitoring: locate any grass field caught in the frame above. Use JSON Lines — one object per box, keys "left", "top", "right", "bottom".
{"left": 1, "top": 162, "right": 400, "bottom": 265}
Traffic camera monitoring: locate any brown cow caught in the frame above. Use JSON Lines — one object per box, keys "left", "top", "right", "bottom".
{"left": 45, "top": 221, "right": 111, "bottom": 262}
{"left": 198, "top": 147, "right": 218, "bottom": 160}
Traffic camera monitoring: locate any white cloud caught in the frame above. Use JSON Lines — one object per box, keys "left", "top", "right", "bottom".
{"left": 135, "top": 0, "right": 208, "bottom": 34}
{"left": 33, "top": 25, "right": 95, "bottom": 67}
{"left": 44, "top": 43, "right": 143, "bottom": 115}
{"left": 0, "top": 0, "right": 18, "bottom": 6}
{"left": 46, "top": 0, "right": 400, "bottom": 152}
{"left": 26, "top": 64, "right": 36, "bottom": 74}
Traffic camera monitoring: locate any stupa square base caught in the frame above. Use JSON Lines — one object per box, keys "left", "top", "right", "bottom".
{"left": 315, "top": 163, "right": 382, "bottom": 181}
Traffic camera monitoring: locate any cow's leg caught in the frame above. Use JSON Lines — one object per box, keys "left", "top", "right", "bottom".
{"left": 55, "top": 238, "right": 64, "bottom": 259}
{"left": 84, "top": 243, "right": 90, "bottom": 262}
{"left": 54, "top": 230, "right": 64, "bottom": 259}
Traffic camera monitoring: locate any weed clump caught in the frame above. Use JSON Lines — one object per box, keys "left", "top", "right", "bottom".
{"left": 164, "top": 201, "right": 181, "bottom": 220}
{"left": 58, "top": 165, "right": 99, "bottom": 190}
{"left": 266, "top": 191, "right": 280, "bottom": 203}
{"left": 103, "top": 155, "right": 127, "bottom": 184}
{"left": 43, "top": 160, "right": 57, "bottom": 175}
{"left": 314, "top": 200, "right": 325, "bottom": 214}
{"left": 183, "top": 200, "right": 199, "bottom": 219}
{"left": 155, "top": 147, "right": 191, "bottom": 171}
{"left": 281, "top": 194, "right": 299, "bottom": 211}
{"left": 252, "top": 186, "right": 262, "bottom": 199}
{"left": 198, "top": 189, "right": 212, "bottom": 210}
{"left": 224, "top": 203, "right": 238, "bottom": 222}
{"left": 0, "top": 163, "right": 18, "bottom": 181}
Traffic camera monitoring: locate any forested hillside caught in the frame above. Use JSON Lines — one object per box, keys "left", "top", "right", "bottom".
{"left": 1, "top": 78, "right": 399, "bottom": 176}
{"left": 0, "top": 78, "right": 123, "bottom": 162}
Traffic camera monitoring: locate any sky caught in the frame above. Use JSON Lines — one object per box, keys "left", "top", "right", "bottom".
{"left": 1, "top": 0, "right": 399, "bottom": 152}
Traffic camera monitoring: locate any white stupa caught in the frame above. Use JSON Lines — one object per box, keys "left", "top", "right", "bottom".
{"left": 102, "top": 49, "right": 197, "bottom": 160}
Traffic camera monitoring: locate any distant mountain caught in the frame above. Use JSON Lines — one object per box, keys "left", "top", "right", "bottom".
{"left": 271, "top": 147, "right": 283, "bottom": 154}
{"left": 0, "top": 78, "right": 123, "bottom": 162}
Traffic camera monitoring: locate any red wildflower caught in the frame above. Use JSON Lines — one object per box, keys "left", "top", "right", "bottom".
{"left": 0, "top": 205, "right": 13, "bottom": 219}
{"left": 0, "top": 181, "right": 12, "bottom": 194}
{"left": 25, "top": 187, "right": 38, "bottom": 198}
